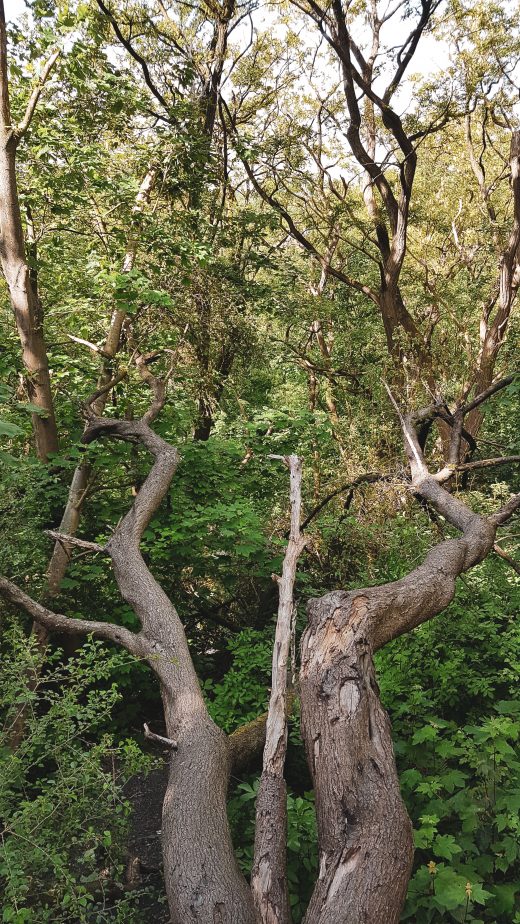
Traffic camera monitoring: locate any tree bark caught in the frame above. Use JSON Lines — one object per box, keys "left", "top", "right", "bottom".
{"left": 300, "top": 592, "right": 413, "bottom": 924}
{"left": 0, "top": 6, "right": 59, "bottom": 460}
{"left": 465, "top": 130, "right": 520, "bottom": 444}
{"left": 252, "top": 456, "right": 306, "bottom": 924}
{"left": 296, "top": 390, "right": 513, "bottom": 923}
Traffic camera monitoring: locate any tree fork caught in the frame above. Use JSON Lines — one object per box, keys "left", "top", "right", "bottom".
{"left": 297, "top": 384, "right": 519, "bottom": 923}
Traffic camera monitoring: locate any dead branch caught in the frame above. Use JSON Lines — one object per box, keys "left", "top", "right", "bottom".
{"left": 143, "top": 723, "right": 178, "bottom": 749}
{"left": 251, "top": 455, "right": 306, "bottom": 924}
{"left": 44, "top": 531, "right": 105, "bottom": 554}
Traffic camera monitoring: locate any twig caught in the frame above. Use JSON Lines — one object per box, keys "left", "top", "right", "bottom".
{"left": 45, "top": 531, "right": 105, "bottom": 554}
{"left": 143, "top": 723, "right": 178, "bottom": 749}
{"left": 493, "top": 543, "right": 520, "bottom": 575}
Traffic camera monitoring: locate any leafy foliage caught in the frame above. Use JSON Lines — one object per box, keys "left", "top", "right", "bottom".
{"left": 0, "top": 630, "right": 154, "bottom": 924}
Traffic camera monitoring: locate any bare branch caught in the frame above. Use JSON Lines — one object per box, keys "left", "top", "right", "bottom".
{"left": 68, "top": 334, "right": 112, "bottom": 357}
{"left": 96, "top": 0, "right": 172, "bottom": 117}
{"left": 0, "top": 576, "right": 144, "bottom": 655}
{"left": 44, "top": 530, "right": 105, "bottom": 554}
{"left": 83, "top": 368, "right": 128, "bottom": 418}
{"left": 455, "top": 455, "right": 520, "bottom": 473}
{"left": 300, "top": 473, "right": 384, "bottom": 531}
{"left": 251, "top": 455, "right": 307, "bottom": 923}
{"left": 493, "top": 543, "right": 520, "bottom": 574}
{"left": 14, "top": 50, "right": 60, "bottom": 142}
{"left": 489, "top": 493, "right": 520, "bottom": 526}
{"left": 143, "top": 722, "right": 178, "bottom": 749}
{"left": 462, "top": 374, "right": 516, "bottom": 415}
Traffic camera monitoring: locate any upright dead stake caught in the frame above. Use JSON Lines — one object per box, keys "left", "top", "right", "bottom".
{"left": 252, "top": 455, "right": 307, "bottom": 924}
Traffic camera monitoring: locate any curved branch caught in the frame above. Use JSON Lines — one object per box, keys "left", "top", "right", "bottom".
{"left": 0, "top": 576, "right": 144, "bottom": 656}
{"left": 96, "top": 0, "right": 172, "bottom": 117}
{"left": 301, "top": 472, "right": 384, "bottom": 531}
{"left": 14, "top": 50, "right": 60, "bottom": 143}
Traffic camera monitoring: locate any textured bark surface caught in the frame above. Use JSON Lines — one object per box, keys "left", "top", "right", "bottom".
{"left": 295, "top": 388, "right": 515, "bottom": 923}
{"left": 300, "top": 593, "right": 413, "bottom": 924}
{"left": 252, "top": 772, "right": 290, "bottom": 924}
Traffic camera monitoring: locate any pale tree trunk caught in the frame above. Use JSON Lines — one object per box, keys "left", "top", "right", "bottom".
{"left": 0, "top": 6, "right": 59, "bottom": 460}
{"left": 252, "top": 455, "right": 306, "bottom": 924}
{"left": 465, "top": 130, "right": 520, "bottom": 444}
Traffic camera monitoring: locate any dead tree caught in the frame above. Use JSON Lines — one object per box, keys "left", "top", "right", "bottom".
{"left": 252, "top": 455, "right": 307, "bottom": 923}
{"left": 0, "top": 372, "right": 519, "bottom": 923}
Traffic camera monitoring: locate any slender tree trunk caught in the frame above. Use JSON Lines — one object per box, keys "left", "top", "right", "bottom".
{"left": 8, "top": 168, "right": 157, "bottom": 748}
{"left": 0, "top": 9, "right": 58, "bottom": 460}
{"left": 45, "top": 166, "right": 157, "bottom": 596}
{"left": 252, "top": 456, "right": 306, "bottom": 924}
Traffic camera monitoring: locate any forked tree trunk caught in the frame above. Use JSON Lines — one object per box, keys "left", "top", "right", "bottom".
{"left": 80, "top": 413, "right": 257, "bottom": 924}
{"left": 1, "top": 381, "right": 518, "bottom": 924}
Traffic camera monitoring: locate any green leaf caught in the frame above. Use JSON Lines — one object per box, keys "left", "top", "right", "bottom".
{"left": 433, "top": 834, "right": 462, "bottom": 860}
{"left": 0, "top": 420, "right": 23, "bottom": 437}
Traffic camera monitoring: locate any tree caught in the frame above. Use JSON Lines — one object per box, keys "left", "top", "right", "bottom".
{"left": 231, "top": 0, "right": 520, "bottom": 454}
{"left": 1, "top": 360, "right": 519, "bottom": 923}
{"left": 1, "top": 1, "right": 519, "bottom": 922}
{"left": 0, "top": 1, "right": 59, "bottom": 461}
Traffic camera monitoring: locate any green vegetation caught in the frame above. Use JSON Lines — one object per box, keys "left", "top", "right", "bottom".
{"left": 0, "top": 0, "right": 519, "bottom": 921}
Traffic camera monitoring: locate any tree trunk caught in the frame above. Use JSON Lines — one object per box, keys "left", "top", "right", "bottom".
{"left": 84, "top": 413, "right": 257, "bottom": 924}
{"left": 0, "top": 8, "right": 59, "bottom": 460}
{"left": 300, "top": 592, "right": 413, "bottom": 924}
{"left": 0, "top": 140, "right": 58, "bottom": 460}
{"left": 161, "top": 699, "right": 256, "bottom": 923}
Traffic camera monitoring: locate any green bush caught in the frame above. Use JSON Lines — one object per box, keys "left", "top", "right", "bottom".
{"left": 0, "top": 629, "right": 154, "bottom": 924}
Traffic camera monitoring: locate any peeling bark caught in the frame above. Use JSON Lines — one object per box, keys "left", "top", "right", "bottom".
{"left": 296, "top": 390, "right": 515, "bottom": 923}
